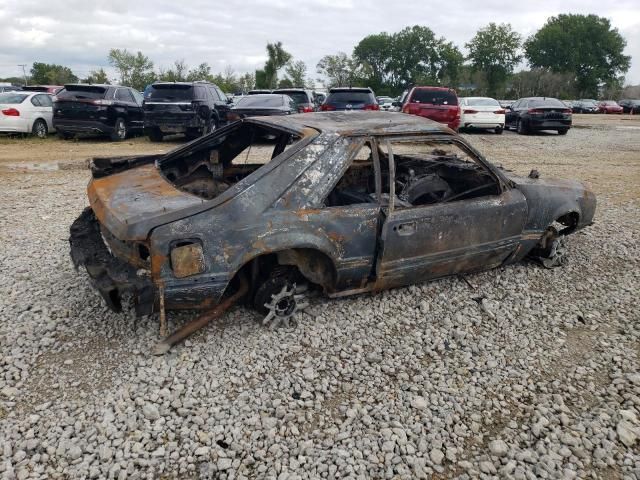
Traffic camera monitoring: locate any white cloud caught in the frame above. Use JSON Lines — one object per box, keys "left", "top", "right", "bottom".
{"left": 0, "top": 0, "right": 637, "bottom": 84}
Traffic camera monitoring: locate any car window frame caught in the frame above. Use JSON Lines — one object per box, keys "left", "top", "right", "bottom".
{"left": 378, "top": 134, "right": 507, "bottom": 213}
{"left": 115, "top": 88, "right": 134, "bottom": 103}
{"left": 321, "top": 136, "right": 382, "bottom": 209}
{"left": 30, "top": 95, "right": 42, "bottom": 107}
{"left": 37, "top": 94, "right": 53, "bottom": 107}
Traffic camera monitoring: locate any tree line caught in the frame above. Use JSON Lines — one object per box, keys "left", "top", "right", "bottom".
{"left": 1, "top": 13, "right": 632, "bottom": 99}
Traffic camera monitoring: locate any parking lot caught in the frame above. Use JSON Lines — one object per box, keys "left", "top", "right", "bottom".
{"left": 1, "top": 114, "right": 639, "bottom": 479}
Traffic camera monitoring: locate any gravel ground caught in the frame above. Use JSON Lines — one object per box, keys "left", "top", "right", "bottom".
{"left": 0, "top": 116, "right": 639, "bottom": 479}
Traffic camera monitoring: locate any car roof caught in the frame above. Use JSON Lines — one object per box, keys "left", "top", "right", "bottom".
{"left": 274, "top": 88, "right": 308, "bottom": 92}
{"left": 249, "top": 111, "right": 451, "bottom": 136}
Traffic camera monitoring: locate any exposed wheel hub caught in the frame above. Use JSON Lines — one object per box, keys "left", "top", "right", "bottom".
{"left": 263, "top": 284, "right": 308, "bottom": 329}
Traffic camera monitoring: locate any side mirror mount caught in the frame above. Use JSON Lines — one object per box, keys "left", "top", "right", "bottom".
{"left": 392, "top": 101, "right": 401, "bottom": 107}
{"left": 226, "top": 98, "right": 233, "bottom": 104}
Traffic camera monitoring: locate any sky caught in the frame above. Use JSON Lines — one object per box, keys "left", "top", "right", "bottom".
{"left": 0, "top": 0, "right": 638, "bottom": 86}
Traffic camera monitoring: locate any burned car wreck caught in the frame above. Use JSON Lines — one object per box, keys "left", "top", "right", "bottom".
{"left": 70, "top": 112, "right": 596, "bottom": 351}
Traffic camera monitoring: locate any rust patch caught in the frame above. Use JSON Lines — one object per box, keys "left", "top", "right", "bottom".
{"left": 170, "top": 243, "right": 206, "bottom": 279}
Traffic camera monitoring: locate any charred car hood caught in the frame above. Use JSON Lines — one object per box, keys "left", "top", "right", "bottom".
{"left": 88, "top": 164, "right": 203, "bottom": 241}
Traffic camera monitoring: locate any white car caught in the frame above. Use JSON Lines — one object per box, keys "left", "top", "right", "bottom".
{"left": 0, "top": 91, "right": 55, "bottom": 138}
{"left": 459, "top": 96, "right": 505, "bottom": 134}
{"left": 376, "top": 96, "right": 395, "bottom": 111}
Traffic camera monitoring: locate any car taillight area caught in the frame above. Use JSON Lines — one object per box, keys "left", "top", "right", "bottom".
{"left": 299, "top": 105, "right": 314, "bottom": 113}
{"left": 363, "top": 104, "right": 380, "bottom": 111}
{"left": 320, "top": 104, "right": 336, "bottom": 111}
{"left": 1, "top": 108, "right": 20, "bottom": 116}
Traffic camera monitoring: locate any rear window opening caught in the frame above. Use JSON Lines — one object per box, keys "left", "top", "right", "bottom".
{"left": 410, "top": 90, "right": 458, "bottom": 106}
{"left": 464, "top": 98, "right": 500, "bottom": 107}
{"left": 158, "top": 122, "right": 303, "bottom": 200}
{"left": 274, "top": 91, "right": 309, "bottom": 104}
{"left": 147, "top": 84, "right": 194, "bottom": 102}
{"left": 529, "top": 99, "right": 566, "bottom": 108}
{"left": 327, "top": 92, "right": 372, "bottom": 104}
{"left": 235, "top": 95, "right": 287, "bottom": 108}
{"left": 57, "top": 86, "right": 108, "bottom": 100}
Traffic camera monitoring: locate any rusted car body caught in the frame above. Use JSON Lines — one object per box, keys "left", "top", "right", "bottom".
{"left": 70, "top": 112, "right": 596, "bottom": 326}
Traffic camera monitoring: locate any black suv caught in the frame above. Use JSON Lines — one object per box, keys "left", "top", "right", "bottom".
{"left": 143, "top": 82, "right": 231, "bottom": 142}
{"left": 53, "top": 84, "right": 144, "bottom": 141}
{"left": 319, "top": 87, "right": 379, "bottom": 111}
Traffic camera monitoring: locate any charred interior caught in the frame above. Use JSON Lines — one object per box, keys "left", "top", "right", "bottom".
{"left": 158, "top": 122, "right": 302, "bottom": 199}
{"left": 326, "top": 140, "right": 501, "bottom": 207}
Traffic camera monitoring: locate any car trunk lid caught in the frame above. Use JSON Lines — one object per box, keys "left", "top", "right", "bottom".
{"left": 88, "top": 163, "right": 203, "bottom": 241}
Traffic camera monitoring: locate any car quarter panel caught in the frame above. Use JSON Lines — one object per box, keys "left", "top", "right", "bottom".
{"left": 147, "top": 133, "right": 373, "bottom": 306}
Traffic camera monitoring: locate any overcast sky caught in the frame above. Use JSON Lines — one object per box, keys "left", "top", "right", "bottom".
{"left": 1, "top": 0, "right": 638, "bottom": 86}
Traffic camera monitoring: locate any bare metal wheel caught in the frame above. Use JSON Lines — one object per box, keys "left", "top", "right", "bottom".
{"left": 253, "top": 267, "right": 309, "bottom": 328}
{"left": 111, "top": 117, "right": 127, "bottom": 141}
{"left": 262, "top": 284, "right": 309, "bottom": 328}
{"left": 32, "top": 119, "right": 48, "bottom": 138}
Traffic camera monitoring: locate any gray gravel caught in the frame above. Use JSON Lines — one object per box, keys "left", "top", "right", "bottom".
{"left": 1, "top": 128, "right": 639, "bottom": 479}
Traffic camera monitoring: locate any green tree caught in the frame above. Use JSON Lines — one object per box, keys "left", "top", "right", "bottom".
{"left": 108, "top": 49, "right": 156, "bottom": 90}
{"left": 186, "top": 62, "right": 214, "bottom": 82}
{"left": 237, "top": 73, "right": 255, "bottom": 93}
{"left": 158, "top": 59, "right": 189, "bottom": 82}
{"left": 316, "top": 52, "right": 363, "bottom": 88}
{"left": 30, "top": 62, "right": 78, "bottom": 85}
{"left": 255, "top": 42, "right": 292, "bottom": 89}
{"left": 85, "top": 68, "right": 109, "bottom": 84}
{"left": 385, "top": 26, "right": 463, "bottom": 90}
{"left": 353, "top": 33, "right": 393, "bottom": 92}
{"left": 524, "top": 14, "right": 630, "bottom": 98}
{"left": 466, "top": 23, "right": 522, "bottom": 97}
{"left": 284, "top": 60, "right": 308, "bottom": 87}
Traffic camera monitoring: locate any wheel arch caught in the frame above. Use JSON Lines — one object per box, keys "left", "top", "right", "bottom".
{"left": 225, "top": 246, "right": 338, "bottom": 298}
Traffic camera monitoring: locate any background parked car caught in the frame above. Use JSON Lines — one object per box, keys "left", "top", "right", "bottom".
{"left": 376, "top": 96, "right": 395, "bottom": 111}
{"left": 273, "top": 88, "right": 316, "bottom": 112}
{"left": 143, "top": 82, "right": 231, "bottom": 142}
{"left": 0, "top": 91, "right": 55, "bottom": 138}
{"left": 499, "top": 100, "right": 515, "bottom": 109}
{"left": 597, "top": 100, "right": 623, "bottom": 114}
{"left": 397, "top": 86, "right": 460, "bottom": 131}
{"left": 505, "top": 97, "right": 572, "bottom": 135}
{"left": 572, "top": 99, "right": 599, "bottom": 113}
{"left": 22, "top": 85, "right": 63, "bottom": 95}
{"left": 247, "top": 89, "right": 272, "bottom": 95}
{"left": 54, "top": 84, "right": 144, "bottom": 141}
{"left": 0, "top": 85, "right": 22, "bottom": 93}
{"left": 459, "top": 97, "right": 505, "bottom": 134}
{"left": 227, "top": 94, "right": 298, "bottom": 122}
{"left": 320, "top": 87, "right": 379, "bottom": 111}
{"left": 618, "top": 99, "right": 640, "bottom": 114}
